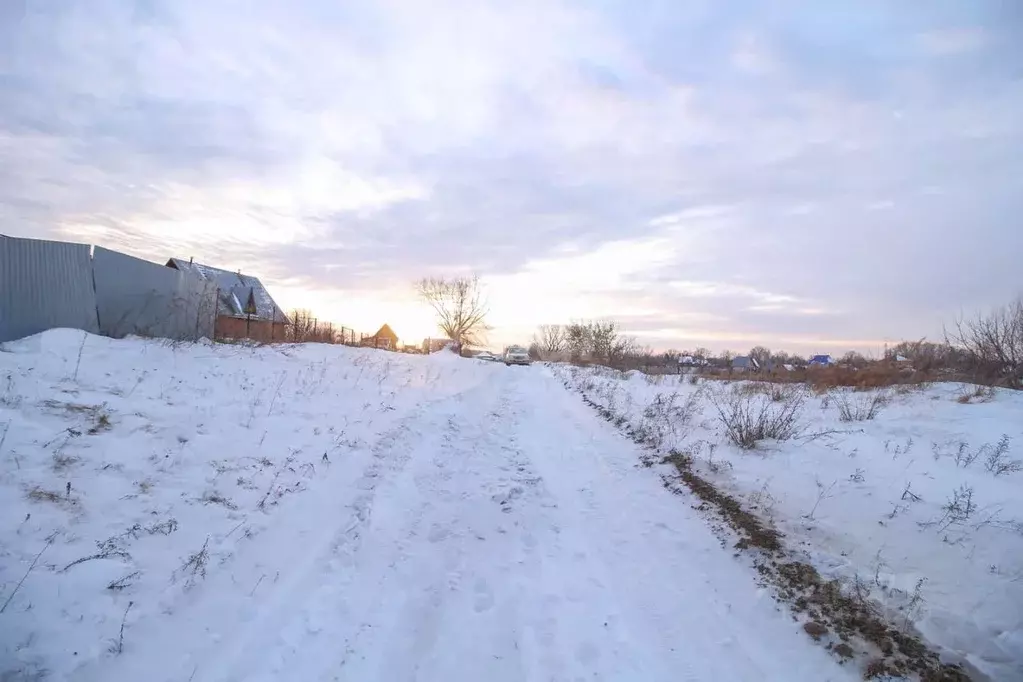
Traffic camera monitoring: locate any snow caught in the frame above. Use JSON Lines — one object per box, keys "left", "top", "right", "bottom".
{"left": 555, "top": 365, "right": 1023, "bottom": 681}
{"left": 0, "top": 330, "right": 860, "bottom": 681}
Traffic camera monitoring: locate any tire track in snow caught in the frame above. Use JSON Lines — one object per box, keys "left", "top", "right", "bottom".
{"left": 311, "top": 375, "right": 540, "bottom": 681}
{"left": 202, "top": 399, "right": 458, "bottom": 682}
{"left": 508, "top": 369, "right": 855, "bottom": 681}
{"left": 75, "top": 395, "right": 448, "bottom": 682}
{"left": 83, "top": 364, "right": 857, "bottom": 682}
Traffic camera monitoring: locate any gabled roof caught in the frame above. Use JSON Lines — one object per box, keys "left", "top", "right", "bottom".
{"left": 809, "top": 354, "right": 834, "bottom": 365}
{"left": 732, "top": 355, "right": 759, "bottom": 369}
{"left": 166, "top": 258, "right": 289, "bottom": 323}
{"left": 372, "top": 324, "right": 398, "bottom": 341}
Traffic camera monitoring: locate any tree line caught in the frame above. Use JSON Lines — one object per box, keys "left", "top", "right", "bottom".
{"left": 413, "top": 274, "right": 1022, "bottom": 388}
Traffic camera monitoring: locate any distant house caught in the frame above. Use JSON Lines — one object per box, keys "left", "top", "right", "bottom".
{"left": 166, "top": 258, "right": 289, "bottom": 342}
{"left": 362, "top": 324, "right": 398, "bottom": 350}
{"left": 764, "top": 360, "right": 794, "bottom": 373}
{"left": 732, "top": 356, "right": 760, "bottom": 372}
{"left": 679, "top": 355, "right": 709, "bottom": 367}
{"left": 808, "top": 354, "right": 835, "bottom": 367}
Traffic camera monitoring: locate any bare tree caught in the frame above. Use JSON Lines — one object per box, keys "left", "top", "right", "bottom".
{"left": 533, "top": 324, "right": 566, "bottom": 360}
{"left": 748, "top": 346, "right": 772, "bottom": 368}
{"left": 609, "top": 335, "right": 639, "bottom": 369}
{"left": 947, "top": 296, "right": 1023, "bottom": 388}
{"left": 588, "top": 321, "right": 621, "bottom": 365}
{"left": 565, "top": 322, "right": 591, "bottom": 363}
{"left": 289, "top": 309, "right": 317, "bottom": 342}
{"left": 888, "top": 338, "right": 963, "bottom": 372}
{"left": 840, "top": 350, "right": 868, "bottom": 369}
{"left": 415, "top": 275, "right": 491, "bottom": 353}
{"left": 770, "top": 350, "right": 798, "bottom": 365}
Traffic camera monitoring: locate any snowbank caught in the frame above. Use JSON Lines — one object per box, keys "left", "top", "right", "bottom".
{"left": 555, "top": 365, "right": 1023, "bottom": 681}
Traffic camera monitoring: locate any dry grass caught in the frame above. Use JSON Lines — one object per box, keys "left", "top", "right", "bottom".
{"left": 200, "top": 490, "right": 238, "bottom": 510}
{"left": 835, "top": 391, "right": 890, "bottom": 422}
{"left": 39, "top": 399, "right": 103, "bottom": 415}
{"left": 26, "top": 487, "right": 65, "bottom": 504}
{"left": 88, "top": 411, "right": 112, "bottom": 434}
{"left": 956, "top": 384, "right": 995, "bottom": 404}
{"left": 51, "top": 451, "right": 80, "bottom": 472}
{"left": 697, "top": 364, "right": 939, "bottom": 392}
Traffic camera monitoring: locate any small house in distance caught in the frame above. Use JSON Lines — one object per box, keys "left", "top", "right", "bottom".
{"left": 732, "top": 355, "right": 760, "bottom": 372}
{"left": 362, "top": 324, "right": 399, "bottom": 350}
{"left": 808, "top": 354, "right": 835, "bottom": 367}
{"left": 166, "top": 258, "right": 289, "bottom": 342}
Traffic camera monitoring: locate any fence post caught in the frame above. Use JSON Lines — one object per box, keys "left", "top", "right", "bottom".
{"left": 213, "top": 288, "right": 220, "bottom": 342}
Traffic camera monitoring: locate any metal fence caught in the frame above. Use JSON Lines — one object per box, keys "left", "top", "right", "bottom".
{"left": 1, "top": 235, "right": 215, "bottom": 343}
{"left": 0, "top": 235, "right": 100, "bottom": 342}
{"left": 93, "top": 246, "right": 217, "bottom": 341}
{"left": 0, "top": 234, "right": 380, "bottom": 349}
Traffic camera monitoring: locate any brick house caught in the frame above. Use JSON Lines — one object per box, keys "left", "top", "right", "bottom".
{"left": 362, "top": 324, "right": 399, "bottom": 350}
{"left": 165, "top": 258, "right": 289, "bottom": 342}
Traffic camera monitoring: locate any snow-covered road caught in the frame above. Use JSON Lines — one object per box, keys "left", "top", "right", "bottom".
{"left": 71, "top": 362, "right": 851, "bottom": 682}
{"left": 1, "top": 334, "right": 863, "bottom": 681}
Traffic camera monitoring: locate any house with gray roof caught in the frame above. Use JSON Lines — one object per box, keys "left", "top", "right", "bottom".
{"left": 166, "top": 258, "right": 289, "bottom": 341}
{"left": 732, "top": 355, "right": 760, "bottom": 372}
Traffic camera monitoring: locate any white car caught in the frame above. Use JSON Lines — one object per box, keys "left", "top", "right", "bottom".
{"left": 474, "top": 351, "right": 497, "bottom": 362}
{"left": 503, "top": 345, "right": 531, "bottom": 366}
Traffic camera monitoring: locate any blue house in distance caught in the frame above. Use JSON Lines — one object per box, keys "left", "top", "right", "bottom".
{"left": 808, "top": 354, "right": 835, "bottom": 367}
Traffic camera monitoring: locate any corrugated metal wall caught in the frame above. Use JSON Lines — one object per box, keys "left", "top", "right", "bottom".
{"left": 0, "top": 235, "right": 100, "bottom": 343}
{"left": 0, "top": 236, "right": 217, "bottom": 344}
{"left": 93, "top": 247, "right": 217, "bottom": 341}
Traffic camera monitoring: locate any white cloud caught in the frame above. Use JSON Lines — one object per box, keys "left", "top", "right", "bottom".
{"left": 2, "top": 1, "right": 1021, "bottom": 354}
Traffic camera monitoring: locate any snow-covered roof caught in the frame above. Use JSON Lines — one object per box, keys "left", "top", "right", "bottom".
{"left": 166, "top": 258, "right": 289, "bottom": 323}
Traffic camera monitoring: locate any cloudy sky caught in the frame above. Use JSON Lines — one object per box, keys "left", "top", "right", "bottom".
{"left": 2, "top": 1, "right": 1021, "bottom": 354}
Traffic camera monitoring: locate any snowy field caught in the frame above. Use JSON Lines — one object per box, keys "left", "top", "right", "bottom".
{"left": 1, "top": 331, "right": 867, "bottom": 682}
{"left": 555, "top": 365, "right": 1023, "bottom": 681}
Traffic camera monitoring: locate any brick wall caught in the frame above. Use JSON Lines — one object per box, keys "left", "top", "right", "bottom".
{"left": 215, "top": 315, "right": 285, "bottom": 343}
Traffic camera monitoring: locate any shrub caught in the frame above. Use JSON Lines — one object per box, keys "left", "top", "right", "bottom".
{"left": 711, "top": 388, "right": 807, "bottom": 449}
{"left": 640, "top": 390, "right": 703, "bottom": 449}
{"left": 835, "top": 391, "right": 889, "bottom": 422}
{"left": 956, "top": 384, "right": 995, "bottom": 404}
{"left": 933, "top": 485, "right": 976, "bottom": 531}
{"left": 947, "top": 296, "right": 1023, "bottom": 389}
{"left": 983, "top": 435, "right": 1020, "bottom": 476}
